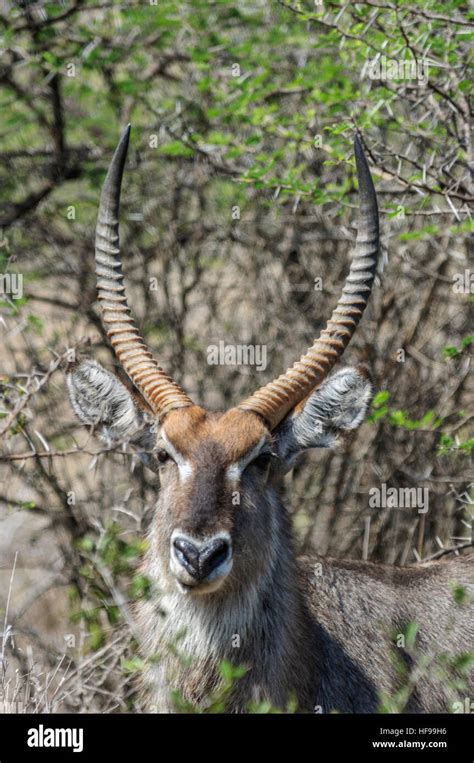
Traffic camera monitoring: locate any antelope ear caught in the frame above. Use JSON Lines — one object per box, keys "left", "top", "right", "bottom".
{"left": 67, "top": 359, "right": 155, "bottom": 452}
{"left": 273, "top": 367, "right": 373, "bottom": 469}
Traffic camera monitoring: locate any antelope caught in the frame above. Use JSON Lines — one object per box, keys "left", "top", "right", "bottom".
{"left": 68, "top": 126, "right": 473, "bottom": 713}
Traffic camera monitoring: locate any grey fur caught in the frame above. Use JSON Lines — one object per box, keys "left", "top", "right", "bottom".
{"left": 137, "top": 476, "right": 473, "bottom": 713}
{"left": 275, "top": 367, "right": 373, "bottom": 466}
{"left": 67, "top": 358, "right": 473, "bottom": 713}
{"left": 67, "top": 360, "right": 155, "bottom": 453}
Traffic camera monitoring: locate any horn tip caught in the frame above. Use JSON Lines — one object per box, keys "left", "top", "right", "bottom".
{"left": 353, "top": 132, "right": 377, "bottom": 210}
{"left": 118, "top": 123, "right": 131, "bottom": 149}
{"left": 353, "top": 131, "right": 361, "bottom": 149}
{"left": 102, "top": 124, "right": 132, "bottom": 191}
{"left": 353, "top": 131, "right": 367, "bottom": 171}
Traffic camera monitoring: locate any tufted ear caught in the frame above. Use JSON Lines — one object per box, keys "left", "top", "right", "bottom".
{"left": 67, "top": 359, "right": 156, "bottom": 455}
{"left": 273, "top": 367, "right": 373, "bottom": 469}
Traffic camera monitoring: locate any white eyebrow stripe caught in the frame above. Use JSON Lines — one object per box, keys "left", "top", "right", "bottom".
{"left": 177, "top": 462, "right": 194, "bottom": 482}
{"left": 161, "top": 432, "right": 194, "bottom": 483}
{"left": 226, "top": 463, "right": 241, "bottom": 481}
{"left": 226, "top": 436, "right": 268, "bottom": 481}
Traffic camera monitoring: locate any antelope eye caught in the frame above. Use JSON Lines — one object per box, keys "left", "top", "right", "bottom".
{"left": 251, "top": 453, "right": 272, "bottom": 470}
{"left": 156, "top": 448, "right": 170, "bottom": 464}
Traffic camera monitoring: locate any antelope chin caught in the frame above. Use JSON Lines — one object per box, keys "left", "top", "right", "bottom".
{"left": 172, "top": 560, "right": 233, "bottom": 596}
{"left": 176, "top": 577, "right": 226, "bottom": 595}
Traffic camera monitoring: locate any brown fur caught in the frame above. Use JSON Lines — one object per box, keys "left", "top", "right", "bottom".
{"left": 164, "top": 406, "right": 268, "bottom": 462}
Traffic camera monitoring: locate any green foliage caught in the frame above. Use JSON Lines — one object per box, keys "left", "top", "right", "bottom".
{"left": 369, "top": 391, "right": 443, "bottom": 430}
{"left": 18, "top": 500, "right": 37, "bottom": 510}
{"left": 26, "top": 313, "right": 44, "bottom": 336}
{"left": 72, "top": 522, "right": 150, "bottom": 652}
{"left": 379, "top": 601, "right": 474, "bottom": 714}
{"left": 442, "top": 335, "right": 474, "bottom": 359}
{"left": 453, "top": 585, "right": 468, "bottom": 606}
{"left": 121, "top": 657, "right": 147, "bottom": 675}
{"left": 3, "top": 0, "right": 471, "bottom": 215}
{"left": 158, "top": 141, "right": 194, "bottom": 158}
{"left": 371, "top": 393, "right": 472, "bottom": 458}
{"left": 169, "top": 660, "right": 247, "bottom": 713}
{"left": 438, "top": 434, "right": 474, "bottom": 457}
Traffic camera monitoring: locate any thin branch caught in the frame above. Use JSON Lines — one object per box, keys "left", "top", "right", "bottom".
{"left": 423, "top": 542, "right": 474, "bottom": 562}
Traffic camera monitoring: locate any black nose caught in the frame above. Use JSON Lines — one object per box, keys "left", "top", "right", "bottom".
{"left": 173, "top": 536, "right": 230, "bottom": 580}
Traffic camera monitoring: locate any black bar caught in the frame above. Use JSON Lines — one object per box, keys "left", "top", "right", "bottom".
{"left": 0, "top": 712, "right": 472, "bottom": 761}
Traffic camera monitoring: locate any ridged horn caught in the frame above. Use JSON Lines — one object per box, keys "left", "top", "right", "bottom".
{"left": 95, "top": 124, "right": 194, "bottom": 416}
{"left": 239, "top": 134, "right": 379, "bottom": 430}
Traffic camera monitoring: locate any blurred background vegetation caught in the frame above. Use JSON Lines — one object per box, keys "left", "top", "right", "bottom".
{"left": 0, "top": 0, "right": 472, "bottom": 711}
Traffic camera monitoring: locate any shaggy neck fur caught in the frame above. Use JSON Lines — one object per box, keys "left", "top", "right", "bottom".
{"left": 137, "top": 487, "right": 318, "bottom": 713}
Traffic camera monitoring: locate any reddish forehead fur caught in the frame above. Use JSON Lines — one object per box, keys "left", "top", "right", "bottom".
{"left": 162, "top": 406, "right": 268, "bottom": 462}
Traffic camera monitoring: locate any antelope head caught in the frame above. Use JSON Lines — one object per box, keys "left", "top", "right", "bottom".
{"left": 68, "top": 126, "right": 379, "bottom": 596}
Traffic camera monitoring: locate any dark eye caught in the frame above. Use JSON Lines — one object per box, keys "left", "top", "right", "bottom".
{"left": 156, "top": 448, "right": 170, "bottom": 464}
{"left": 251, "top": 453, "right": 272, "bottom": 470}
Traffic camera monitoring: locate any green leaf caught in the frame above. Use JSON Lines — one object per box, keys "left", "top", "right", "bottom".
{"left": 158, "top": 141, "right": 194, "bottom": 158}
{"left": 372, "top": 391, "right": 390, "bottom": 407}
